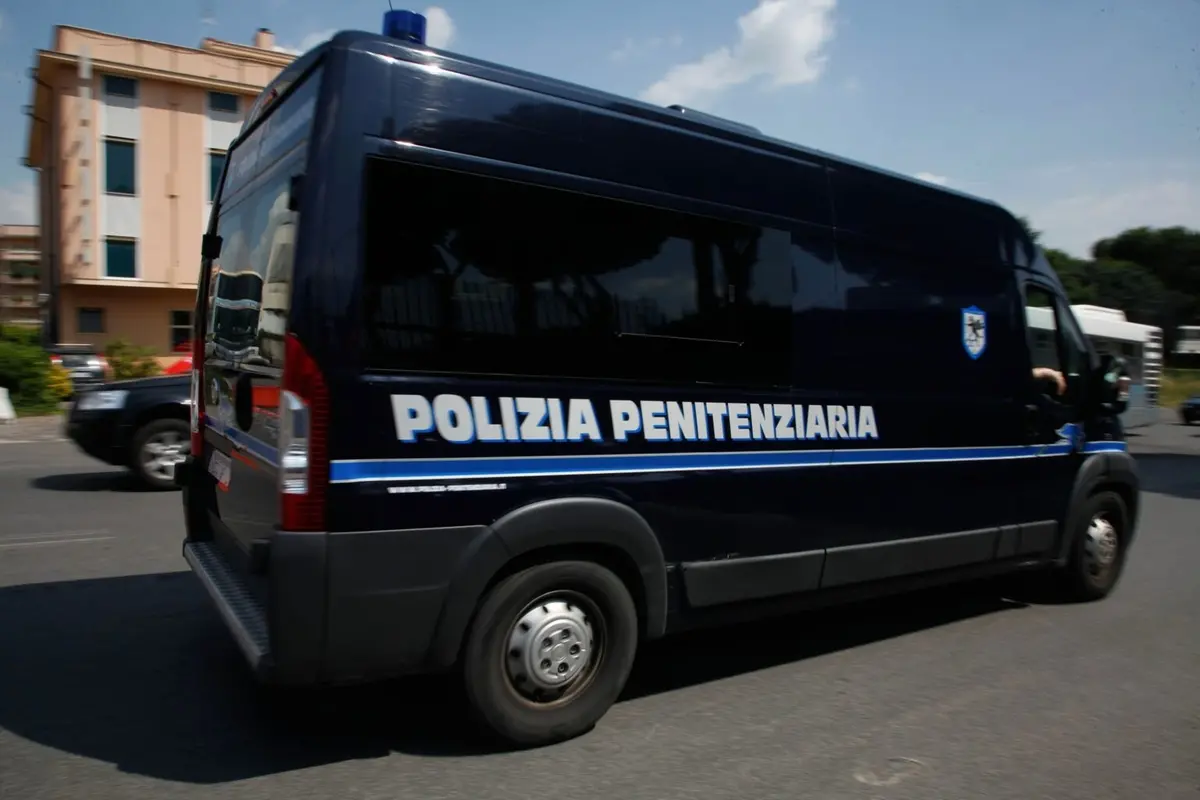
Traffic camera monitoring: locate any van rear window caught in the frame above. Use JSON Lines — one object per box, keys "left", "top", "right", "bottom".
{"left": 359, "top": 158, "right": 795, "bottom": 387}
{"left": 205, "top": 155, "right": 301, "bottom": 367}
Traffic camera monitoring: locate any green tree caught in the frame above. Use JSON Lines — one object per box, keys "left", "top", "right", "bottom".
{"left": 1091, "top": 226, "right": 1200, "bottom": 355}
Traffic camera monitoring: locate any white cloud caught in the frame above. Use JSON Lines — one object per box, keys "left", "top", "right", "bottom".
{"left": 1025, "top": 179, "right": 1200, "bottom": 258}
{"left": 984, "top": 159, "right": 1200, "bottom": 258}
{"left": 610, "top": 34, "right": 683, "bottom": 63}
{"left": 914, "top": 171, "right": 949, "bottom": 186}
{"left": 273, "top": 29, "right": 336, "bottom": 55}
{"left": 275, "top": 6, "right": 454, "bottom": 55}
{"left": 422, "top": 6, "right": 456, "bottom": 50}
{"left": 639, "top": 0, "right": 836, "bottom": 109}
{"left": 0, "top": 181, "right": 36, "bottom": 226}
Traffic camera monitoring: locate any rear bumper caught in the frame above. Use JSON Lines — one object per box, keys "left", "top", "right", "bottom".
{"left": 184, "top": 540, "right": 272, "bottom": 677}
{"left": 178, "top": 456, "right": 487, "bottom": 685}
{"left": 69, "top": 376, "right": 106, "bottom": 394}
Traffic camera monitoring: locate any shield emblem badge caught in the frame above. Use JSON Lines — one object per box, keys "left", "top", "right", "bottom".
{"left": 962, "top": 306, "right": 987, "bottom": 360}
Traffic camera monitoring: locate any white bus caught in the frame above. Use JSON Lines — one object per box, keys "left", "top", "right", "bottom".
{"left": 1027, "top": 304, "right": 1162, "bottom": 429}
{"left": 1173, "top": 325, "right": 1200, "bottom": 357}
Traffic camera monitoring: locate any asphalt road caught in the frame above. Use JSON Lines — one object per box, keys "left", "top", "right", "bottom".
{"left": 1, "top": 416, "right": 1198, "bottom": 800}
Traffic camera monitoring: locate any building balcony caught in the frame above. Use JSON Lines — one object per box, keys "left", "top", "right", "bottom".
{"left": 0, "top": 296, "right": 39, "bottom": 308}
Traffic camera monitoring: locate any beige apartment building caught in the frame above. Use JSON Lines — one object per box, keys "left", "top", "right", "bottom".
{"left": 0, "top": 224, "right": 42, "bottom": 328}
{"left": 24, "top": 25, "right": 295, "bottom": 353}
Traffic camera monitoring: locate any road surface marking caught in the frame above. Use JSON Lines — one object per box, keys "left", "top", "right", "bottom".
{"left": 0, "top": 536, "right": 114, "bottom": 549}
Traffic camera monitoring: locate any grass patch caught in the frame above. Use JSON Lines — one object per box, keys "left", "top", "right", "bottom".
{"left": 1160, "top": 369, "right": 1200, "bottom": 409}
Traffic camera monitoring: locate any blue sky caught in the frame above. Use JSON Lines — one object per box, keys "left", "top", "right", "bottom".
{"left": 0, "top": 0, "right": 1197, "bottom": 256}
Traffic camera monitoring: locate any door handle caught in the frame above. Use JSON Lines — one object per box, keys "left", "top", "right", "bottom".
{"left": 234, "top": 373, "right": 255, "bottom": 432}
{"left": 1023, "top": 403, "right": 1041, "bottom": 437}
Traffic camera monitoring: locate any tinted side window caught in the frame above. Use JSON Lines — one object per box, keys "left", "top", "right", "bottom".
{"left": 361, "top": 158, "right": 794, "bottom": 387}
{"left": 830, "top": 165, "right": 1004, "bottom": 264}
{"left": 1024, "top": 285, "right": 1061, "bottom": 374}
{"left": 833, "top": 233, "right": 1022, "bottom": 396}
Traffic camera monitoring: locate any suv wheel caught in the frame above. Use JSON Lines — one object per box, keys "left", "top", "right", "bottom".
{"left": 461, "top": 560, "right": 639, "bottom": 748}
{"left": 130, "top": 418, "right": 190, "bottom": 490}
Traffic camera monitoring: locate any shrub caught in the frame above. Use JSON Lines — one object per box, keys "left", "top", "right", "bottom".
{"left": 0, "top": 325, "right": 41, "bottom": 347}
{"left": 1161, "top": 369, "right": 1200, "bottom": 409}
{"left": 47, "top": 362, "right": 73, "bottom": 402}
{"left": 104, "top": 338, "right": 163, "bottom": 380}
{"left": 0, "top": 326, "right": 54, "bottom": 412}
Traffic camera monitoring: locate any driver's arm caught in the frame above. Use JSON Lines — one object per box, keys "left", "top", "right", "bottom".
{"left": 1032, "top": 366, "right": 1066, "bottom": 396}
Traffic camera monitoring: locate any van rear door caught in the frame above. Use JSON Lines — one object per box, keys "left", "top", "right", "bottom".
{"left": 202, "top": 191, "right": 297, "bottom": 555}
{"left": 199, "top": 63, "right": 321, "bottom": 557}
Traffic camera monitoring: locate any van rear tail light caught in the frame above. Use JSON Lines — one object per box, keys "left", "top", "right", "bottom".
{"left": 279, "top": 333, "right": 328, "bottom": 532}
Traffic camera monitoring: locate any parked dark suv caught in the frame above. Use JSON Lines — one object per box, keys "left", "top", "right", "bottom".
{"left": 1181, "top": 395, "right": 1200, "bottom": 425}
{"left": 66, "top": 374, "right": 191, "bottom": 490}
{"left": 48, "top": 344, "right": 109, "bottom": 395}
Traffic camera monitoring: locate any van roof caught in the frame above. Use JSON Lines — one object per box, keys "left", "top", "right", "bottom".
{"left": 323, "top": 29, "right": 1007, "bottom": 215}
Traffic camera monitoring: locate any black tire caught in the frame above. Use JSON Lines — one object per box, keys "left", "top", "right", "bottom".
{"left": 1051, "top": 490, "right": 1130, "bottom": 602}
{"left": 129, "top": 418, "right": 190, "bottom": 491}
{"left": 461, "top": 560, "right": 639, "bottom": 748}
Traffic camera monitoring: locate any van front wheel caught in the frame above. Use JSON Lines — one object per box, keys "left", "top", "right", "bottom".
{"left": 462, "top": 560, "right": 639, "bottom": 748}
{"left": 1055, "top": 490, "right": 1130, "bottom": 602}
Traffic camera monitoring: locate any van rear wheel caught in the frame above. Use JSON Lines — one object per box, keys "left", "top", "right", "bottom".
{"left": 462, "top": 560, "right": 638, "bottom": 748}
{"left": 1054, "top": 490, "right": 1129, "bottom": 602}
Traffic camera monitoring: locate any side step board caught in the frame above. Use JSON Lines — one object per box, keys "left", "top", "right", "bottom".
{"left": 183, "top": 541, "right": 272, "bottom": 675}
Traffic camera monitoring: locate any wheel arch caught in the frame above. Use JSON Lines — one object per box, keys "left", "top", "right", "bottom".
{"left": 1054, "top": 450, "right": 1141, "bottom": 565}
{"left": 427, "top": 496, "right": 669, "bottom": 668}
{"left": 124, "top": 401, "right": 190, "bottom": 449}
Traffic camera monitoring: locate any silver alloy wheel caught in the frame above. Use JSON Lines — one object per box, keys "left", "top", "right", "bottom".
{"left": 1083, "top": 513, "right": 1119, "bottom": 579}
{"left": 141, "top": 429, "right": 187, "bottom": 482}
{"left": 505, "top": 592, "right": 601, "bottom": 703}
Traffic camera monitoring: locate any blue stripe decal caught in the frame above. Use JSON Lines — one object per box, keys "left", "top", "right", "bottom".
{"left": 204, "top": 417, "right": 280, "bottom": 466}
{"left": 328, "top": 440, "right": 1127, "bottom": 484}
{"left": 1082, "top": 441, "right": 1128, "bottom": 453}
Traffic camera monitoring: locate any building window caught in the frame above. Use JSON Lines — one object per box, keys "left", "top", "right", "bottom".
{"left": 208, "top": 91, "right": 239, "bottom": 114}
{"left": 170, "top": 310, "right": 193, "bottom": 350}
{"left": 104, "top": 139, "right": 136, "bottom": 195}
{"left": 102, "top": 75, "right": 138, "bottom": 99}
{"left": 78, "top": 307, "right": 105, "bottom": 334}
{"left": 208, "top": 151, "right": 227, "bottom": 202}
{"left": 105, "top": 238, "right": 137, "bottom": 279}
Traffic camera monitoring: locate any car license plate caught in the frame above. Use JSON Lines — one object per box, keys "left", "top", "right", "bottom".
{"left": 208, "top": 450, "right": 232, "bottom": 490}
{"left": 71, "top": 371, "right": 90, "bottom": 379}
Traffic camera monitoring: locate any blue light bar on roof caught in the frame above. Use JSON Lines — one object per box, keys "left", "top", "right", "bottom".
{"left": 382, "top": 9, "right": 427, "bottom": 44}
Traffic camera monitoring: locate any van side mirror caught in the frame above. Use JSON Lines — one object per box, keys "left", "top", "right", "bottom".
{"left": 1096, "top": 354, "right": 1129, "bottom": 413}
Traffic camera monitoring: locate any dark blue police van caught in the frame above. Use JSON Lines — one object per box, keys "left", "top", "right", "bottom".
{"left": 177, "top": 9, "right": 1141, "bottom": 747}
